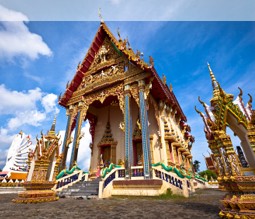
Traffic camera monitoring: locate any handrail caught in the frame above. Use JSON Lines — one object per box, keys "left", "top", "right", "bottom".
{"left": 54, "top": 170, "right": 88, "bottom": 191}
{"left": 152, "top": 162, "right": 193, "bottom": 179}
{"left": 152, "top": 167, "right": 183, "bottom": 190}
{"left": 56, "top": 165, "right": 85, "bottom": 179}
{"left": 101, "top": 163, "right": 122, "bottom": 178}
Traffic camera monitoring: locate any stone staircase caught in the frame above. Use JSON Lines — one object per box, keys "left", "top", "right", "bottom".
{"left": 58, "top": 178, "right": 100, "bottom": 199}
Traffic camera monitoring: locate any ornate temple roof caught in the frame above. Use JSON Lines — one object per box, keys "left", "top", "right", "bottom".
{"left": 59, "top": 22, "right": 186, "bottom": 121}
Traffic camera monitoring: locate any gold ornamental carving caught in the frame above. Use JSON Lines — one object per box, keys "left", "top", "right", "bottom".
{"left": 130, "top": 83, "right": 139, "bottom": 106}
{"left": 80, "top": 83, "right": 124, "bottom": 114}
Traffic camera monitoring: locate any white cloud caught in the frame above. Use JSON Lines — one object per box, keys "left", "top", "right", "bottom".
{"left": 23, "top": 71, "right": 43, "bottom": 84}
{"left": 109, "top": 0, "right": 122, "bottom": 5}
{"left": 0, "top": 5, "right": 28, "bottom": 21}
{"left": 0, "top": 84, "right": 60, "bottom": 156}
{"left": 77, "top": 123, "right": 92, "bottom": 170}
{"left": 0, "top": 84, "right": 42, "bottom": 114}
{"left": 0, "top": 128, "right": 15, "bottom": 145}
{"left": 0, "top": 5, "right": 52, "bottom": 60}
{"left": 42, "top": 93, "right": 60, "bottom": 114}
{"left": 63, "top": 122, "right": 92, "bottom": 170}
{"left": 7, "top": 110, "right": 46, "bottom": 129}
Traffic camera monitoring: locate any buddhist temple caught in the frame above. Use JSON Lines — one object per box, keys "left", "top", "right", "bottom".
{"left": 196, "top": 64, "right": 255, "bottom": 218}
{"left": 58, "top": 21, "right": 195, "bottom": 197}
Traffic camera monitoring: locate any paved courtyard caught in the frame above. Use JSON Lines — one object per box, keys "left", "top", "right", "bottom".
{"left": 0, "top": 189, "right": 225, "bottom": 219}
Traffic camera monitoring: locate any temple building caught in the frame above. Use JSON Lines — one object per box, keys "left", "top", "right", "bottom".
{"left": 204, "top": 154, "right": 217, "bottom": 173}
{"left": 58, "top": 21, "right": 195, "bottom": 197}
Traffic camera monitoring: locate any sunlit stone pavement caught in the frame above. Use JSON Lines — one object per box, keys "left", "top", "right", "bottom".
{"left": 0, "top": 189, "right": 225, "bottom": 219}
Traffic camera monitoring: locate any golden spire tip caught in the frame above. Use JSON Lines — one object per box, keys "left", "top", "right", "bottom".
{"left": 207, "top": 62, "right": 218, "bottom": 90}
{"left": 98, "top": 8, "right": 104, "bottom": 23}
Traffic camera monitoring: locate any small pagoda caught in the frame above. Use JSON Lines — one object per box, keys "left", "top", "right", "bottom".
{"left": 13, "top": 118, "right": 62, "bottom": 203}
{"left": 196, "top": 64, "right": 255, "bottom": 218}
{"left": 58, "top": 21, "right": 195, "bottom": 197}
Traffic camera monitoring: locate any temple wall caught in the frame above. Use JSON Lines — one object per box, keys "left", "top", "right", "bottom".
{"left": 160, "top": 116, "right": 168, "bottom": 165}
{"left": 88, "top": 95, "right": 190, "bottom": 172}
{"left": 90, "top": 105, "right": 124, "bottom": 172}
{"left": 147, "top": 102, "right": 160, "bottom": 164}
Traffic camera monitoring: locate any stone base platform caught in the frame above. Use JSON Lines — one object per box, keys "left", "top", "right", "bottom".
{"left": 111, "top": 179, "right": 163, "bottom": 196}
{"left": 13, "top": 190, "right": 59, "bottom": 204}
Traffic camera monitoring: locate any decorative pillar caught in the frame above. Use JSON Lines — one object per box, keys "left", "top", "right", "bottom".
{"left": 124, "top": 85, "right": 133, "bottom": 178}
{"left": 60, "top": 112, "right": 71, "bottom": 171}
{"left": 69, "top": 104, "right": 87, "bottom": 169}
{"left": 149, "top": 135, "right": 154, "bottom": 164}
{"left": 138, "top": 80, "right": 151, "bottom": 179}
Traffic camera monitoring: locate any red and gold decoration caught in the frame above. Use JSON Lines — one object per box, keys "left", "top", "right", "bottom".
{"left": 196, "top": 64, "right": 255, "bottom": 218}
{"left": 13, "top": 118, "right": 62, "bottom": 203}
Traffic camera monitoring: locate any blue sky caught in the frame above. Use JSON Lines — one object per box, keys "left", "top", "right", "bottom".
{"left": 0, "top": 2, "right": 255, "bottom": 171}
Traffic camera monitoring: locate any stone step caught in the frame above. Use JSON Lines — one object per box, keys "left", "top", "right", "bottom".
{"left": 71, "top": 191, "right": 98, "bottom": 196}
{"left": 58, "top": 178, "right": 100, "bottom": 198}
{"left": 63, "top": 195, "right": 99, "bottom": 200}
{"left": 67, "top": 185, "right": 99, "bottom": 191}
{"left": 76, "top": 185, "right": 99, "bottom": 189}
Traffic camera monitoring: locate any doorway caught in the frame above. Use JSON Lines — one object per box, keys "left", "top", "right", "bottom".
{"left": 133, "top": 141, "right": 143, "bottom": 166}
{"left": 100, "top": 145, "right": 111, "bottom": 167}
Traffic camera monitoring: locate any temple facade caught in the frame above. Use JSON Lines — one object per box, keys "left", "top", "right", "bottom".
{"left": 58, "top": 21, "right": 194, "bottom": 197}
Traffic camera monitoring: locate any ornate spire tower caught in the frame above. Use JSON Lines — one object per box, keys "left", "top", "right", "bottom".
{"left": 196, "top": 64, "right": 255, "bottom": 218}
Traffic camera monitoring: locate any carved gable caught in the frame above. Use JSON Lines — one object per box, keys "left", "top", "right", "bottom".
{"left": 76, "top": 38, "right": 127, "bottom": 92}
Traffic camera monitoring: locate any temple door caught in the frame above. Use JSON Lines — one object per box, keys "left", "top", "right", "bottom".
{"left": 100, "top": 145, "right": 111, "bottom": 167}
{"left": 133, "top": 141, "right": 143, "bottom": 166}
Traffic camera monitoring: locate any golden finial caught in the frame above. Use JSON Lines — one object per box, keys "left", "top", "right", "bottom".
{"left": 238, "top": 87, "right": 243, "bottom": 98}
{"left": 149, "top": 56, "right": 154, "bottom": 66}
{"left": 98, "top": 8, "right": 104, "bottom": 23}
{"left": 162, "top": 74, "right": 166, "bottom": 85}
{"left": 48, "top": 116, "right": 57, "bottom": 137}
{"left": 117, "top": 27, "right": 121, "bottom": 41}
{"left": 58, "top": 92, "right": 62, "bottom": 102}
{"left": 51, "top": 116, "right": 57, "bottom": 131}
{"left": 169, "top": 83, "right": 173, "bottom": 92}
{"left": 126, "top": 37, "right": 131, "bottom": 49}
{"left": 66, "top": 81, "right": 69, "bottom": 89}
{"left": 248, "top": 93, "right": 253, "bottom": 107}
{"left": 207, "top": 62, "right": 218, "bottom": 90}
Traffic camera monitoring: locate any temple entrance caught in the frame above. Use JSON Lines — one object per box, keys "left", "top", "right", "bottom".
{"left": 100, "top": 145, "right": 111, "bottom": 167}
{"left": 133, "top": 141, "right": 143, "bottom": 166}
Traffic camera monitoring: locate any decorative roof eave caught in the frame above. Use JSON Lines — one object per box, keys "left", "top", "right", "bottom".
{"left": 150, "top": 67, "right": 186, "bottom": 121}
{"left": 59, "top": 24, "right": 107, "bottom": 107}
{"left": 59, "top": 22, "right": 150, "bottom": 107}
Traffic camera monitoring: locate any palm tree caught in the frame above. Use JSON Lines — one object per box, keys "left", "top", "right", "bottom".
{"left": 193, "top": 160, "right": 201, "bottom": 173}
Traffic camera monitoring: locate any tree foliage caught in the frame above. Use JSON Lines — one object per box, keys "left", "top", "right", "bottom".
{"left": 199, "top": 169, "right": 217, "bottom": 180}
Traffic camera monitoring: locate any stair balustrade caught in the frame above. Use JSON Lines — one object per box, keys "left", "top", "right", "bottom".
{"left": 131, "top": 166, "right": 144, "bottom": 177}
{"left": 54, "top": 170, "right": 88, "bottom": 192}
{"left": 153, "top": 168, "right": 183, "bottom": 190}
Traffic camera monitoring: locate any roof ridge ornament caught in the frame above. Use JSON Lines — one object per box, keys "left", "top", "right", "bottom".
{"left": 117, "top": 27, "right": 122, "bottom": 41}
{"left": 98, "top": 8, "right": 104, "bottom": 23}
{"left": 248, "top": 93, "right": 253, "bottom": 107}
{"left": 238, "top": 87, "right": 243, "bottom": 99}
